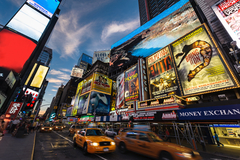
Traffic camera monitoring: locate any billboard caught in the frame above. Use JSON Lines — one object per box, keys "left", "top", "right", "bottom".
{"left": 116, "top": 73, "right": 125, "bottom": 109}
{"left": 111, "top": 81, "right": 116, "bottom": 111}
{"left": 77, "top": 93, "right": 90, "bottom": 115}
{"left": 92, "top": 72, "right": 112, "bottom": 94}
{"left": 66, "top": 107, "right": 73, "bottom": 117}
{"left": 109, "top": 0, "right": 201, "bottom": 73}
{"left": 5, "top": 71, "right": 16, "bottom": 89}
{"left": 30, "top": 65, "right": 49, "bottom": 88}
{"left": 7, "top": 4, "right": 50, "bottom": 41}
{"left": 5, "top": 102, "right": 23, "bottom": 120}
{"left": 27, "top": 0, "right": 60, "bottom": 18}
{"left": 147, "top": 47, "right": 179, "bottom": 98}
{"left": 212, "top": 0, "right": 240, "bottom": 48}
{"left": 125, "top": 65, "right": 139, "bottom": 104}
{"left": 87, "top": 91, "right": 111, "bottom": 115}
{"left": 81, "top": 75, "right": 93, "bottom": 95}
{"left": 25, "top": 63, "right": 37, "bottom": 85}
{"left": 0, "top": 92, "right": 7, "bottom": 110}
{"left": 92, "top": 50, "right": 110, "bottom": 64}
{"left": 71, "top": 67, "right": 83, "bottom": 78}
{"left": 0, "top": 29, "right": 37, "bottom": 73}
{"left": 171, "top": 25, "right": 235, "bottom": 95}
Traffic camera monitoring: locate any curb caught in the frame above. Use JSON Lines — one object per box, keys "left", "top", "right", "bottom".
{"left": 198, "top": 150, "right": 240, "bottom": 160}
{"left": 31, "top": 131, "right": 37, "bottom": 160}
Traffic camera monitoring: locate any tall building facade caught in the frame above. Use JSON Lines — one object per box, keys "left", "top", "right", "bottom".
{"left": 37, "top": 47, "right": 52, "bottom": 66}
{"left": 138, "top": 0, "right": 180, "bottom": 25}
{"left": 77, "top": 53, "right": 92, "bottom": 74}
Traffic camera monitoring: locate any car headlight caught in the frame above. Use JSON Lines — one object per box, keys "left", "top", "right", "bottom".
{"left": 50, "top": 128, "right": 52, "bottom": 130}
{"left": 41, "top": 128, "right": 44, "bottom": 130}
{"left": 111, "top": 142, "right": 115, "bottom": 145}
{"left": 89, "top": 142, "right": 99, "bottom": 146}
{"left": 61, "top": 127, "right": 63, "bottom": 128}
{"left": 176, "top": 152, "right": 192, "bottom": 158}
{"left": 193, "top": 151, "right": 200, "bottom": 156}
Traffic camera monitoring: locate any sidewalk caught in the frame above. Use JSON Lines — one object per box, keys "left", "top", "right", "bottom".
{"left": 0, "top": 131, "right": 36, "bottom": 160}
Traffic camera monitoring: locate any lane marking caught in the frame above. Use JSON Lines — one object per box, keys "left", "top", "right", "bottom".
{"left": 31, "top": 131, "right": 37, "bottom": 160}
{"left": 94, "top": 154, "right": 108, "bottom": 160}
{"left": 50, "top": 142, "right": 54, "bottom": 148}
{"left": 53, "top": 131, "right": 73, "bottom": 143}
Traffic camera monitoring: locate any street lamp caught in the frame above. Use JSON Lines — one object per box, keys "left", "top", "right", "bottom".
{"left": 230, "top": 41, "right": 238, "bottom": 64}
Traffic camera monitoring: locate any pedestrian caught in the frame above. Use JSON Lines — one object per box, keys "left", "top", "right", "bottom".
{"left": 214, "top": 132, "right": 224, "bottom": 147}
{"left": 10, "top": 118, "right": 20, "bottom": 133}
{"left": 165, "top": 128, "right": 171, "bottom": 142}
{"left": 0, "top": 114, "right": 7, "bottom": 138}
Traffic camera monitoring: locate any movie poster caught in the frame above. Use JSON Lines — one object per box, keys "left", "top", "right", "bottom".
{"left": 77, "top": 93, "right": 90, "bottom": 115}
{"left": 81, "top": 75, "right": 93, "bottom": 94}
{"left": 111, "top": 81, "right": 116, "bottom": 111}
{"left": 125, "top": 65, "right": 139, "bottom": 104}
{"left": 72, "top": 82, "right": 83, "bottom": 116}
{"left": 109, "top": 0, "right": 201, "bottom": 73}
{"left": 87, "top": 91, "right": 111, "bottom": 115}
{"left": 148, "top": 47, "right": 179, "bottom": 98}
{"left": 171, "top": 25, "right": 235, "bottom": 95}
{"left": 92, "top": 72, "right": 112, "bottom": 94}
{"left": 66, "top": 107, "right": 73, "bottom": 117}
{"left": 116, "top": 73, "right": 125, "bottom": 109}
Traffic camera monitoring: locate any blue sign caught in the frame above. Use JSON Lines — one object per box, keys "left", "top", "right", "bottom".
{"left": 177, "top": 104, "right": 240, "bottom": 120}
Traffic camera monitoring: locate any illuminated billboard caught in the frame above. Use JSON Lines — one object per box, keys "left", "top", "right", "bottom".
{"left": 71, "top": 67, "right": 83, "bottom": 78}
{"left": 92, "top": 50, "right": 110, "bottom": 64}
{"left": 171, "top": 25, "right": 235, "bottom": 95}
{"left": 109, "top": 0, "right": 201, "bottom": 73}
{"left": 87, "top": 91, "right": 111, "bottom": 115}
{"left": 66, "top": 107, "right": 73, "bottom": 117}
{"left": 30, "top": 65, "right": 49, "bottom": 88}
{"left": 92, "top": 72, "right": 112, "bottom": 94}
{"left": 116, "top": 73, "right": 125, "bottom": 109}
{"left": 6, "top": 4, "right": 50, "bottom": 41}
{"left": 212, "top": 0, "right": 240, "bottom": 48}
{"left": 5, "top": 71, "right": 16, "bottom": 89}
{"left": 77, "top": 93, "right": 90, "bottom": 115}
{"left": 0, "top": 92, "right": 7, "bottom": 110}
{"left": 147, "top": 47, "right": 179, "bottom": 98}
{"left": 80, "top": 75, "right": 93, "bottom": 95}
{"left": 27, "top": 0, "right": 60, "bottom": 18}
{"left": 25, "top": 63, "right": 37, "bottom": 85}
{"left": 0, "top": 29, "right": 37, "bottom": 73}
{"left": 125, "top": 65, "right": 139, "bottom": 104}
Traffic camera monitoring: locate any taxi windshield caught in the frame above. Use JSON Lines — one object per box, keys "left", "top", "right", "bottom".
{"left": 148, "top": 133, "right": 163, "bottom": 142}
{"left": 43, "top": 124, "right": 51, "bottom": 127}
{"left": 86, "top": 129, "right": 104, "bottom": 136}
{"left": 75, "top": 126, "right": 83, "bottom": 129}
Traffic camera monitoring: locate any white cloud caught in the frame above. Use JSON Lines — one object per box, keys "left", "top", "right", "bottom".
{"left": 48, "top": 94, "right": 52, "bottom": 95}
{"left": 51, "top": 89, "right": 57, "bottom": 92}
{"left": 8, "top": 0, "right": 24, "bottom": 6}
{"left": 49, "top": 69, "right": 65, "bottom": 75}
{"left": 101, "top": 19, "right": 139, "bottom": 43}
{"left": 60, "top": 68, "right": 72, "bottom": 73}
{"left": 52, "top": 85, "right": 60, "bottom": 88}
{"left": 47, "top": 78, "right": 64, "bottom": 84}
{"left": 58, "top": 74, "right": 70, "bottom": 80}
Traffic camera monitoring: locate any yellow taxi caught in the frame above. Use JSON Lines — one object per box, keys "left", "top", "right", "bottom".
{"left": 73, "top": 128, "right": 116, "bottom": 155}
{"left": 53, "top": 123, "right": 64, "bottom": 131}
{"left": 68, "top": 124, "right": 84, "bottom": 136}
{"left": 114, "top": 126, "right": 202, "bottom": 160}
{"left": 40, "top": 124, "right": 53, "bottom": 132}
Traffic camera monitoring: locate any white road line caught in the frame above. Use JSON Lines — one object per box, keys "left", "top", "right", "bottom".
{"left": 50, "top": 143, "right": 54, "bottom": 148}
{"left": 53, "top": 131, "right": 73, "bottom": 143}
{"left": 94, "top": 154, "right": 108, "bottom": 160}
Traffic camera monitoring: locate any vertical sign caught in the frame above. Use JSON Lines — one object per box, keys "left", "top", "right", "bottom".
{"left": 116, "top": 73, "right": 125, "bottom": 109}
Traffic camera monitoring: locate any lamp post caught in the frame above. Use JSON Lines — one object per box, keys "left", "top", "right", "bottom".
{"left": 230, "top": 41, "right": 238, "bottom": 64}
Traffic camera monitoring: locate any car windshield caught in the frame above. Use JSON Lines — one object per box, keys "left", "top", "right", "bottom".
{"left": 55, "top": 124, "right": 62, "bottom": 126}
{"left": 86, "top": 129, "right": 105, "bottom": 136}
{"left": 148, "top": 133, "right": 163, "bottom": 142}
{"left": 75, "top": 126, "right": 83, "bottom": 129}
{"left": 43, "top": 124, "right": 51, "bottom": 127}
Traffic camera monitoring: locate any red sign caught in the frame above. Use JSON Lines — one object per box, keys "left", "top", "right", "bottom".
{"left": 218, "top": 0, "right": 240, "bottom": 11}
{"left": 5, "top": 102, "right": 23, "bottom": 120}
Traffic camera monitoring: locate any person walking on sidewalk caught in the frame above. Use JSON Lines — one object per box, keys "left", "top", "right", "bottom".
{"left": 0, "top": 114, "right": 7, "bottom": 139}
{"left": 10, "top": 118, "right": 20, "bottom": 133}
{"left": 215, "top": 132, "right": 224, "bottom": 147}
{"left": 165, "top": 128, "right": 171, "bottom": 142}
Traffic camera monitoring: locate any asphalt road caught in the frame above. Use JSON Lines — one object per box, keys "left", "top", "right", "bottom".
{"left": 33, "top": 129, "right": 236, "bottom": 160}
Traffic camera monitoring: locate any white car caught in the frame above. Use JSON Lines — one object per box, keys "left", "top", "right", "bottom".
{"left": 105, "top": 128, "right": 118, "bottom": 137}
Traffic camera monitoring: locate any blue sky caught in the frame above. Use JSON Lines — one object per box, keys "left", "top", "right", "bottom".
{"left": 0, "top": 0, "right": 140, "bottom": 114}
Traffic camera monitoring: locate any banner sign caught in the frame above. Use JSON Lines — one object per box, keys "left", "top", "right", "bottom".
{"left": 171, "top": 25, "right": 235, "bottom": 95}
{"left": 77, "top": 93, "right": 90, "bottom": 115}
{"left": 92, "top": 72, "right": 112, "bottom": 94}
{"left": 5, "top": 102, "right": 23, "bottom": 119}
{"left": 177, "top": 104, "right": 240, "bottom": 120}
{"left": 92, "top": 50, "right": 110, "bottom": 64}
{"left": 116, "top": 73, "right": 125, "bottom": 109}
{"left": 129, "top": 111, "right": 156, "bottom": 121}
{"left": 125, "top": 65, "right": 139, "bottom": 104}
{"left": 5, "top": 71, "right": 16, "bottom": 88}
{"left": 148, "top": 47, "right": 179, "bottom": 98}
{"left": 71, "top": 67, "right": 83, "bottom": 78}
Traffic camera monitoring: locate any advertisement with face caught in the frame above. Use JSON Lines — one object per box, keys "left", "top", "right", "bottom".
{"left": 72, "top": 82, "right": 83, "bottom": 116}
{"left": 30, "top": 65, "right": 49, "bottom": 88}
{"left": 77, "top": 93, "right": 90, "bottom": 115}
{"left": 81, "top": 75, "right": 93, "bottom": 95}
{"left": 171, "top": 25, "right": 235, "bottom": 95}
{"left": 0, "top": 92, "right": 7, "bottom": 110}
{"left": 109, "top": 0, "right": 201, "bottom": 73}
{"left": 125, "top": 65, "right": 139, "bottom": 104}
{"left": 148, "top": 47, "right": 179, "bottom": 98}
{"left": 92, "top": 72, "right": 112, "bottom": 94}
{"left": 212, "top": 0, "right": 240, "bottom": 48}
{"left": 87, "top": 91, "right": 111, "bottom": 115}
{"left": 116, "top": 73, "right": 125, "bottom": 109}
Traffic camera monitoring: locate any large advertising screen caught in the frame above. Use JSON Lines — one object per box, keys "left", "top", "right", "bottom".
{"left": 116, "top": 73, "right": 125, "bottom": 109}
{"left": 30, "top": 65, "right": 49, "bottom": 88}
{"left": 7, "top": 4, "right": 50, "bottom": 41}
{"left": 212, "top": 0, "right": 240, "bottom": 48}
{"left": 92, "top": 72, "right": 112, "bottom": 94}
{"left": 66, "top": 107, "right": 73, "bottom": 117}
{"left": 27, "top": 0, "right": 60, "bottom": 18}
{"left": 147, "top": 47, "right": 179, "bottom": 98}
{"left": 125, "top": 65, "right": 139, "bottom": 104}
{"left": 92, "top": 50, "right": 110, "bottom": 64}
{"left": 5, "top": 71, "right": 16, "bottom": 89}
{"left": 87, "top": 91, "right": 111, "bottom": 115}
{"left": 71, "top": 67, "right": 83, "bottom": 78}
{"left": 0, "top": 29, "right": 37, "bottom": 73}
{"left": 171, "top": 25, "right": 235, "bottom": 95}
{"left": 109, "top": 0, "right": 201, "bottom": 73}
{"left": 0, "top": 92, "right": 7, "bottom": 110}
{"left": 77, "top": 93, "right": 90, "bottom": 115}
{"left": 81, "top": 75, "right": 93, "bottom": 95}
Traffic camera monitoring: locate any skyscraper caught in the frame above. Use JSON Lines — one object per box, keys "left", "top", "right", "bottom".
{"left": 37, "top": 47, "right": 52, "bottom": 66}
{"left": 77, "top": 53, "right": 92, "bottom": 74}
{"left": 138, "top": 0, "right": 180, "bottom": 26}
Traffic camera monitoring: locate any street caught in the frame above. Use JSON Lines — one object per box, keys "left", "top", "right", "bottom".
{"left": 33, "top": 129, "right": 236, "bottom": 160}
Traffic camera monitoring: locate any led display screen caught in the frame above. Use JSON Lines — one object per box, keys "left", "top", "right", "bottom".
{"left": 76, "top": 93, "right": 90, "bottom": 115}
{"left": 116, "top": 73, "right": 125, "bottom": 109}
{"left": 171, "top": 25, "right": 235, "bottom": 95}
{"left": 27, "top": 0, "right": 60, "bottom": 18}
{"left": 212, "top": 0, "right": 240, "bottom": 48}
{"left": 0, "top": 29, "right": 37, "bottom": 73}
{"left": 109, "top": 0, "right": 201, "bottom": 73}
{"left": 25, "top": 63, "right": 37, "bottom": 85}
{"left": 30, "top": 65, "right": 49, "bottom": 88}
{"left": 7, "top": 4, "right": 50, "bottom": 41}
{"left": 92, "top": 72, "right": 112, "bottom": 94}
{"left": 147, "top": 47, "right": 179, "bottom": 98}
